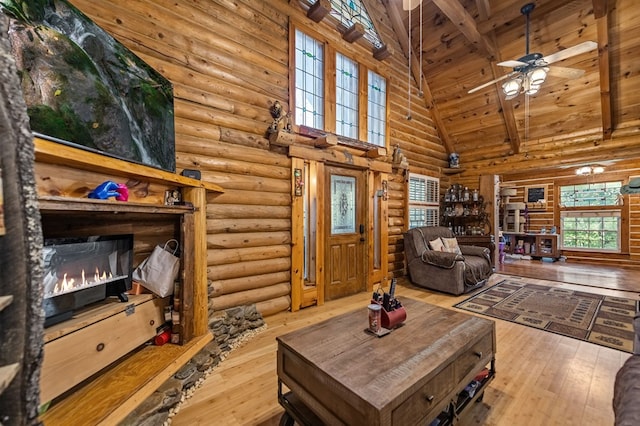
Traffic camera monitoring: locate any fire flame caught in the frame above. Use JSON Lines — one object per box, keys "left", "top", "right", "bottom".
{"left": 51, "top": 268, "right": 113, "bottom": 296}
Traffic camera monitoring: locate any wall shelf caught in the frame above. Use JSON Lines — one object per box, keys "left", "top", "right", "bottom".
{"left": 34, "top": 138, "right": 223, "bottom": 193}
{"left": 443, "top": 167, "right": 466, "bottom": 174}
{"left": 38, "top": 196, "right": 195, "bottom": 215}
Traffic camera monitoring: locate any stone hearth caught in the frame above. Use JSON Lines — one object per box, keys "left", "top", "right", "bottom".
{"left": 120, "top": 304, "right": 265, "bottom": 426}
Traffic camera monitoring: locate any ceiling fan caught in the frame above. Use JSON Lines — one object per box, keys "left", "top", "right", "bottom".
{"left": 468, "top": 3, "right": 597, "bottom": 99}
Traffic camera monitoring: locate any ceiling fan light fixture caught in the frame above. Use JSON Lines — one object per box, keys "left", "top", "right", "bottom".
{"left": 502, "top": 78, "right": 522, "bottom": 97}
{"left": 524, "top": 83, "right": 540, "bottom": 95}
{"left": 528, "top": 67, "right": 548, "bottom": 85}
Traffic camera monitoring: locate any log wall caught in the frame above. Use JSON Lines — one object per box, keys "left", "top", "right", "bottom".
{"left": 66, "top": 0, "right": 441, "bottom": 316}
{"left": 498, "top": 160, "right": 640, "bottom": 267}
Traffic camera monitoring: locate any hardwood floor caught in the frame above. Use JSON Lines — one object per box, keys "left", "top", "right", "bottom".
{"left": 498, "top": 259, "right": 640, "bottom": 293}
{"left": 172, "top": 262, "right": 638, "bottom": 425}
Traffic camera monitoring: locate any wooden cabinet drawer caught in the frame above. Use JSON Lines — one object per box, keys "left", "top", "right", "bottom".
{"left": 392, "top": 363, "right": 454, "bottom": 425}
{"left": 40, "top": 296, "right": 167, "bottom": 403}
{"left": 453, "top": 331, "right": 494, "bottom": 384}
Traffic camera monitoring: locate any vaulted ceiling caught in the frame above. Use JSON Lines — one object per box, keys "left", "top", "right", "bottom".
{"left": 380, "top": 0, "right": 638, "bottom": 174}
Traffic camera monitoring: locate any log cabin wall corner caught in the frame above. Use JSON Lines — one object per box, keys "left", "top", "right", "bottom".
{"left": 64, "top": 0, "right": 443, "bottom": 316}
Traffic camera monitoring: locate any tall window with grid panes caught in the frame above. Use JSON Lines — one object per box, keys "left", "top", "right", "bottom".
{"left": 559, "top": 181, "right": 623, "bottom": 251}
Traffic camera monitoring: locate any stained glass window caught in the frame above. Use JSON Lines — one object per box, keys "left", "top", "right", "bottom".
{"left": 295, "top": 29, "right": 324, "bottom": 129}
{"left": 336, "top": 53, "right": 358, "bottom": 139}
{"left": 328, "top": 0, "right": 383, "bottom": 48}
{"left": 368, "top": 70, "right": 386, "bottom": 146}
{"left": 331, "top": 175, "right": 356, "bottom": 234}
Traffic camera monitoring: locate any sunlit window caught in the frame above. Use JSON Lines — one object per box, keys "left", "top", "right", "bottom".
{"left": 336, "top": 53, "right": 358, "bottom": 138}
{"left": 367, "top": 70, "right": 386, "bottom": 146}
{"left": 294, "top": 29, "right": 324, "bottom": 129}
{"left": 292, "top": 26, "right": 386, "bottom": 146}
{"left": 559, "top": 181, "right": 623, "bottom": 252}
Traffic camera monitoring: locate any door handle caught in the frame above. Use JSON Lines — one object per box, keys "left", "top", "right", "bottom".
{"left": 360, "top": 224, "right": 365, "bottom": 242}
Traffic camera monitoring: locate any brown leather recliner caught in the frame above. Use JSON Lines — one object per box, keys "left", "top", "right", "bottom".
{"left": 403, "top": 226, "right": 492, "bottom": 295}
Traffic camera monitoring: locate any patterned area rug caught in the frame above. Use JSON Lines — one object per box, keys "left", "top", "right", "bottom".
{"left": 454, "top": 278, "right": 639, "bottom": 353}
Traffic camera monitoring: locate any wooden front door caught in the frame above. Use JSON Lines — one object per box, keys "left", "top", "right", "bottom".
{"left": 324, "top": 166, "right": 366, "bottom": 300}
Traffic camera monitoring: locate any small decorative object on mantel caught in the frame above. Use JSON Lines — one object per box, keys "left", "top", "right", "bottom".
{"left": 164, "top": 189, "right": 182, "bottom": 206}
{"left": 88, "top": 180, "right": 128, "bottom": 201}
{"left": 366, "top": 278, "right": 407, "bottom": 337}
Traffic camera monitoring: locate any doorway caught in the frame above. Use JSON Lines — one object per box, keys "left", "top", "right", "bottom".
{"left": 324, "top": 166, "right": 367, "bottom": 300}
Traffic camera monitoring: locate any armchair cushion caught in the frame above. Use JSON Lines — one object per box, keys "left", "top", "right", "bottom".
{"left": 441, "top": 237, "right": 462, "bottom": 254}
{"left": 429, "top": 237, "right": 445, "bottom": 251}
{"left": 404, "top": 226, "right": 492, "bottom": 295}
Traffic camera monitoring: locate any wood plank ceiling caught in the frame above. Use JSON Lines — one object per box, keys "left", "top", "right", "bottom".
{"left": 381, "top": 0, "right": 638, "bottom": 172}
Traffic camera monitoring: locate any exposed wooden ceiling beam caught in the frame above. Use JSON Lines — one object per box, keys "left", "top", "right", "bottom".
{"left": 490, "top": 63, "right": 521, "bottom": 153}
{"left": 470, "top": 0, "right": 521, "bottom": 153}
{"left": 382, "top": 0, "right": 455, "bottom": 154}
{"left": 476, "top": 0, "right": 569, "bottom": 34}
{"left": 593, "top": 0, "right": 612, "bottom": 140}
{"left": 431, "top": 0, "right": 497, "bottom": 59}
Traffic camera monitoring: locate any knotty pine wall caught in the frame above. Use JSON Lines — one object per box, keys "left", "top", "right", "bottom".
{"left": 68, "top": 0, "right": 445, "bottom": 316}
{"left": 497, "top": 162, "right": 640, "bottom": 267}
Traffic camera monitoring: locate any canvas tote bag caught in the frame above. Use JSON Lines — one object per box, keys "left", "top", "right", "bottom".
{"left": 132, "top": 239, "right": 180, "bottom": 297}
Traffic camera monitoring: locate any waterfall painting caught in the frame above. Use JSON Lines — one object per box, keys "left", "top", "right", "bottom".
{"left": 1, "top": 0, "right": 175, "bottom": 172}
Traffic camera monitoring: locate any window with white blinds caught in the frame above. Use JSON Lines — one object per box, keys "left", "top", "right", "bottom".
{"left": 408, "top": 174, "right": 439, "bottom": 228}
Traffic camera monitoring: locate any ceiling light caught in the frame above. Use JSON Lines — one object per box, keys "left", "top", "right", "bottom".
{"left": 576, "top": 165, "right": 605, "bottom": 175}
{"left": 502, "top": 78, "right": 522, "bottom": 97}
{"left": 528, "top": 67, "right": 548, "bottom": 85}
{"left": 502, "top": 67, "right": 549, "bottom": 99}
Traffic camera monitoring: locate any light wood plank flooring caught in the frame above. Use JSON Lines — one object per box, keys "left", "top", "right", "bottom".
{"left": 172, "top": 262, "right": 639, "bottom": 425}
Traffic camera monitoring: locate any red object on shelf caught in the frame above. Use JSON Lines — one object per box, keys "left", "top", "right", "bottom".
{"left": 474, "top": 367, "right": 490, "bottom": 382}
{"left": 154, "top": 329, "right": 171, "bottom": 346}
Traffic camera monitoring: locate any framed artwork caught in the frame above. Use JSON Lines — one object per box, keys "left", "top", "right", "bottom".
{"left": 525, "top": 185, "right": 547, "bottom": 210}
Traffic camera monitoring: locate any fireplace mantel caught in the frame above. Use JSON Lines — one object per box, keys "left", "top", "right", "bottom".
{"left": 33, "top": 137, "right": 223, "bottom": 424}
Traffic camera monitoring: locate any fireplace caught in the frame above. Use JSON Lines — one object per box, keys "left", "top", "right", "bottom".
{"left": 42, "top": 234, "right": 134, "bottom": 327}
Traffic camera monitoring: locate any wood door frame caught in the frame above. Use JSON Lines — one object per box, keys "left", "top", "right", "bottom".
{"left": 324, "top": 165, "right": 367, "bottom": 300}
{"left": 290, "top": 147, "right": 390, "bottom": 311}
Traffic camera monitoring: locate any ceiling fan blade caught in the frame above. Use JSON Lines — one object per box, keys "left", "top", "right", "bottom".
{"left": 541, "top": 41, "right": 598, "bottom": 65}
{"left": 497, "top": 60, "right": 527, "bottom": 68}
{"left": 402, "top": 0, "right": 422, "bottom": 10}
{"left": 468, "top": 73, "right": 514, "bottom": 94}
{"left": 547, "top": 66, "right": 586, "bottom": 79}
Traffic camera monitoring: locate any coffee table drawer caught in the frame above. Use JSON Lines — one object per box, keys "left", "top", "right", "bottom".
{"left": 454, "top": 331, "right": 494, "bottom": 384}
{"left": 392, "top": 362, "right": 454, "bottom": 425}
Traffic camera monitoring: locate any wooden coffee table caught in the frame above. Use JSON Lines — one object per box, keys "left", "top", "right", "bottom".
{"left": 276, "top": 297, "right": 496, "bottom": 425}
